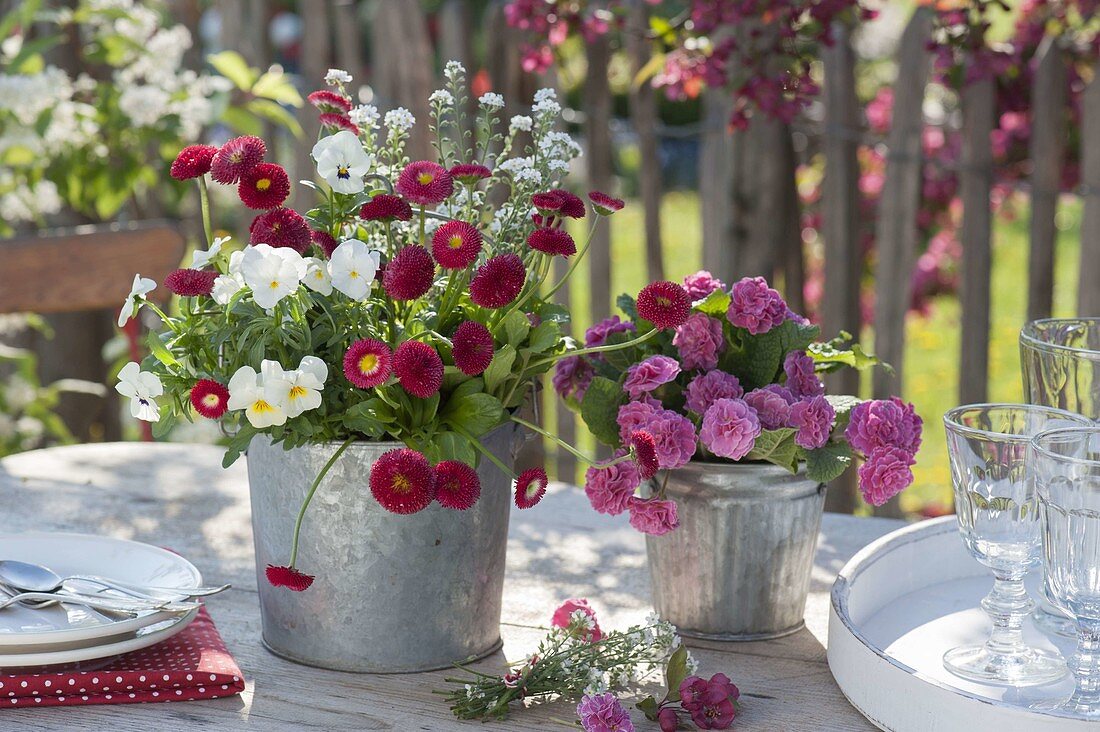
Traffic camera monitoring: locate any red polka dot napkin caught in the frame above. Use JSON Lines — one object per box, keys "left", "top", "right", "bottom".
{"left": 0, "top": 607, "right": 244, "bottom": 707}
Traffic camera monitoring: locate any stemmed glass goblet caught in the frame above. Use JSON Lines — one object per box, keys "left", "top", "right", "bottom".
{"left": 943, "top": 403, "right": 1089, "bottom": 685}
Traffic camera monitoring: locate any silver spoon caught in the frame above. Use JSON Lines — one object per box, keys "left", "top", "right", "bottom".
{"left": 0, "top": 560, "right": 229, "bottom": 602}
{"left": 0, "top": 589, "right": 197, "bottom": 615}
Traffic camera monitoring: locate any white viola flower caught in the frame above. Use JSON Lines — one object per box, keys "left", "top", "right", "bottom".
{"left": 348, "top": 104, "right": 379, "bottom": 130}
{"left": 429, "top": 89, "right": 454, "bottom": 106}
{"left": 118, "top": 274, "right": 156, "bottom": 328}
{"left": 313, "top": 130, "right": 373, "bottom": 195}
{"left": 226, "top": 248, "right": 246, "bottom": 277}
{"left": 277, "top": 356, "right": 327, "bottom": 418}
{"left": 444, "top": 60, "right": 465, "bottom": 81}
{"left": 268, "top": 245, "right": 309, "bottom": 280}
{"left": 226, "top": 364, "right": 289, "bottom": 428}
{"left": 240, "top": 245, "right": 303, "bottom": 309}
{"left": 325, "top": 68, "right": 352, "bottom": 85}
{"left": 509, "top": 114, "right": 533, "bottom": 132}
{"left": 114, "top": 361, "right": 163, "bottom": 423}
{"left": 328, "top": 239, "right": 380, "bottom": 300}
{"left": 478, "top": 92, "right": 504, "bottom": 110}
{"left": 302, "top": 257, "right": 333, "bottom": 296}
{"left": 383, "top": 107, "right": 415, "bottom": 133}
{"left": 211, "top": 274, "right": 242, "bottom": 305}
{"left": 190, "top": 235, "right": 230, "bottom": 270}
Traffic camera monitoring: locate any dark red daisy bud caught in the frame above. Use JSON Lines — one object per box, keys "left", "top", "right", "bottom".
{"left": 514, "top": 467, "right": 548, "bottom": 509}
{"left": 311, "top": 229, "right": 339, "bottom": 258}
{"left": 170, "top": 144, "right": 217, "bottom": 180}
{"left": 265, "top": 564, "right": 314, "bottom": 591}
{"left": 470, "top": 253, "right": 526, "bottom": 309}
{"left": 452, "top": 320, "right": 494, "bottom": 376}
{"left": 164, "top": 268, "right": 217, "bottom": 296}
{"left": 210, "top": 135, "right": 266, "bottom": 184}
{"left": 588, "top": 190, "right": 625, "bottom": 216}
{"left": 449, "top": 163, "right": 492, "bottom": 185}
{"left": 238, "top": 162, "right": 291, "bottom": 210}
{"left": 393, "top": 340, "right": 444, "bottom": 398}
{"left": 370, "top": 448, "right": 436, "bottom": 514}
{"left": 307, "top": 89, "right": 353, "bottom": 114}
{"left": 249, "top": 207, "right": 312, "bottom": 253}
{"left": 629, "top": 430, "right": 660, "bottom": 479}
{"left": 531, "top": 191, "right": 565, "bottom": 214}
{"left": 431, "top": 220, "right": 483, "bottom": 269}
{"left": 318, "top": 112, "right": 359, "bottom": 135}
{"left": 189, "top": 378, "right": 230, "bottom": 419}
{"left": 636, "top": 280, "right": 692, "bottom": 329}
{"left": 360, "top": 194, "right": 413, "bottom": 223}
{"left": 527, "top": 227, "right": 576, "bottom": 257}
{"left": 383, "top": 245, "right": 435, "bottom": 300}
{"left": 554, "top": 190, "right": 586, "bottom": 219}
{"left": 434, "top": 460, "right": 482, "bottom": 510}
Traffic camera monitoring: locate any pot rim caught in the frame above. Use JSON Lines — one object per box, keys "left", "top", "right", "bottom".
{"left": 247, "top": 422, "right": 520, "bottom": 451}
{"left": 680, "top": 457, "right": 812, "bottom": 476}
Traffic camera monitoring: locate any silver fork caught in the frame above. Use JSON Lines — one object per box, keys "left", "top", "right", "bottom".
{"left": 0, "top": 589, "right": 199, "bottom": 615}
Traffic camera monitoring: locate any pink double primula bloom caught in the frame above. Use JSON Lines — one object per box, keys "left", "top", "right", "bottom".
{"left": 845, "top": 397, "right": 923, "bottom": 505}
{"left": 584, "top": 455, "right": 641, "bottom": 516}
{"left": 726, "top": 276, "right": 788, "bottom": 335}
{"left": 699, "top": 398, "right": 761, "bottom": 460}
{"left": 623, "top": 355, "right": 681, "bottom": 399}
{"left": 627, "top": 497, "right": 679, "bottom": 536}
{"left": 617, "top": 401, "right": 697, "bottom": 469}
{"left": 673, "top": 313, "right": 725, "bottom": 371}
{"left": 684, "top": 370, "right": 743, "bottom": 415}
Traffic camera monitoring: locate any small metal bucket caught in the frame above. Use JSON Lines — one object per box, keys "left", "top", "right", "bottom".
{"left": 646, "top": 460, "right": 825, "bottom": 641}
{"left": 247, "top": 424, "right": 520, "bottom": 672}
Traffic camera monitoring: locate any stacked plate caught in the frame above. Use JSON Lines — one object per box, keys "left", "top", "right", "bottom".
{"left": 0, "top": 533, "right": 202, "bottom": 669}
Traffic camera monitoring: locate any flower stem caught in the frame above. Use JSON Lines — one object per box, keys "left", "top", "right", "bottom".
{"left": 509, "top": 415, "right": 605, "bottom": 466}
{"left": 288, "top": 437, "right": 354, "bottom": 567}
{"left": 197, "top": 177, "right": 213, "bottom": 249}
{"left": 543, "top": 217, "right": 598, "bottom": 300}
{"left": 530, "top": 327, "right": 660, "bottom": 369}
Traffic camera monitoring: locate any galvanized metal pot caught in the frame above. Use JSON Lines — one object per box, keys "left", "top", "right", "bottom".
{"left": 247, "top": 424, "right": 521, "bottom": 673}
{"left": 646, "top": 460, "right": 825, "bottom": 641}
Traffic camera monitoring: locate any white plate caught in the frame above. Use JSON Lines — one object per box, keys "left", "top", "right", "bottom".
{"left": 828, "top": 516, "right": 1093, "bottom": 731}
{"left": 0, "top": 533, "right": 201, "bottom": 648}
{"left": 0, "top": 607, "right": 198, "bottom": 669}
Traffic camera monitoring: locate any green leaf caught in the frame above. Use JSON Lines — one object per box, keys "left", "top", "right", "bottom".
{"left": 250, "top": 70, "right": 304, "bottom": 106}
{"left": 580, "top": 376, "right": 624, "bottom": 447}
{"left": 424, "top": 431, "right": 477, "bottom": 466}
{"left": 219, "top": 106, "right": 264, "bottom": 137}
{"left": 803, "top": 441, "right": 853, "bottom": 484}
{"left": 441, "top": 393, "right": 504, "bottom": 438}
{"left": 636, "top": 696, "right": 660, "bottom": 722}
{"left": 502, "top": 310, "right": 530, "bottom": 347}
{"left": 695, "top": 288, "right": 731, "bottom": 317}
{"left": 151, "top": 411, "right": 176, "bottom": 440}
{"left": 527, "top": 321, "right": 561, "bottom": 353}
{"left": 808, "top": 339, "right": 881, "bottom": 372}
{"left": 724, "top": 319, "right": 820, "bottom": 390}
{"left": 616, "top": 293, "right": 638, "bottom": 320}
{"left": 245, "top": 98, "right": 303, "bottom": 138}
{"left": 483, "top": 345, "right": 516, "bottom": 393}
{"left": 207, "top": 50, "right": 258, "bottom": 91}
{"left": 146, "top": 331, "right": 179, "bottom": 367}
{"left": 221, "top": 425, "right": 257, "bottom": 467}
{"left": 450, "top": 377, "right": 485, "bottom": 400}
{"left": 664, "top": 646, "right": 690, "bottom": 701}
{"left": 537, "top": 302, "right": 570, "bottom": 323}
{"left": 746, "top": 428, "right": 799, "bottom": 473}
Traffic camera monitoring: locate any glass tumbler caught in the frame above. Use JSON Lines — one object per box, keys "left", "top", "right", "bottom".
{"left": 943, "top": 404, "right": 1089, "bottom": 685}
{"left": 1021, "top": 318, "right": 1100, "bottom": 636}
{"left": 1030, "top": 427, "right": 1100, "bottom": 716}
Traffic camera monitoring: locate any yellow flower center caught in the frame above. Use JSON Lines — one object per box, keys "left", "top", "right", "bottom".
{"left": 392, "top": 474, "right": 412, "bottom": 493}
{"left": 656, "top": 296, "right": 670, "bottom": 307}
{"left": 448, "top": 234, "right": 464, "bottom": 250}
{"left": 252, "top": 399, "right": 275, "bottom": 414}
{"left": 358, "top": 353, "right": 378, "bottom": 374}
{"left": 201, "top": 393, "right": 221, "bottom": 408}
{"left": 417, "top": 172, "right": 434, "bottom": 185}
{"left": 337, "top": 165, "right": 351, "bottom": 179}
{"left": 289, "top": 386, "right": 308, "bottom": 399}
{"left": 269, "top": 280, "right": 280, "bottom": 289}
{"left": 348, "top": 270, "right": 360, "bottom": 279}
{"left": 255, "top": 178, "right": 272, "bottom": 191}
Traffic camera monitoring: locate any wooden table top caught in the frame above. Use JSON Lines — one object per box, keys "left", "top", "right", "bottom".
{"left": 0, "top": 442, "right": 905, "bottom": 730}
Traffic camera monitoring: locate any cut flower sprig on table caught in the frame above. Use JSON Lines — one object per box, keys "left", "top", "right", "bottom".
{"left": 556, "top": 273, "right": 924, "bottom": 532}
{"left": 117, "top": 63, "right": 668, "bottom": 590}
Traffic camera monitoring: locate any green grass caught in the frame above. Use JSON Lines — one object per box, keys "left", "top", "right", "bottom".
{"left": 548, "top": 192, "right": 1085, "bottom": 513}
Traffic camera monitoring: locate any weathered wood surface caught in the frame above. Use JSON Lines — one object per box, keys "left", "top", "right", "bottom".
{"left": 0, "top": 443, "right": 901, "bottom": 730}
{"left": 1026, "top": 36, "right": 1065, "bottom": 322}
{"left": 0, "top": 221, "right": 185, "bottom": 315}
{"left": 626, "top": 0, "right": 665, "bottom": 282}
{"left": 1078, "top": 63, "right": 1100, "bottom": 316}
{"left": 585, "top": 33, "right": 614, "bottom": 322}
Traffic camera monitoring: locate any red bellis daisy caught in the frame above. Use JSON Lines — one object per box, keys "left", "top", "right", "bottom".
{"left": 238, "top": 162, "right": 290, "bottom": 210}
{"left": 588, "top": 190, "right": 625, "bottom": 216}
{"left": 170, "top": 144, "right": 217, "bottom": 180}
{"left": 469, "top": 253, "right": 525, "bottom": 308}
{"left": 431, "top": 220, "right": 483, "bottom": 269}
{"left": 554, "top": 190, "right": 586, "bottom": 219}
{"left": 307, "top": 89, "right": 353, "bottom": 114}
{"left": 527, "top": 227, "right": 576, "bottom": 257}
{"left": 452, "top": 320, "right": 495, "bottom": 375}
{"left": 434, "top": 461, "right": 482, "bottom": 510}
{"left": 189, "top": 379, "right": 230, "bottom": 419}
{"left": 383, "top": 245, "right": 435, "bottom": 300}
{"left": 637, "top": 281, "right": 692, "bottom": 330}
{"left": 393, "top": 340, "right": 444, "bottom": 398}
{"left": 164, "top": 268, "right": 217, "bottom": 297}
{"left": 318, "top": 113, "right": 359, "bottom": 135}
{"left": 311, "top": 229, "right": 339, "bottom": 258}
{"left": 531, "top": 191, "right": 564, "bottom": 214}
{"left": 629, "top": 430, "right": 660, "bottom": 480}
{"left": 370, "top": 448, "right": 437, "bottom": 514}
{"left": 250, "top": 207, "right": 312, "bottom": 253}
{"left": 449, "top": 163, "right": 492, "bottom": 185}
{"left": 360, "top": 194, "right": 413, "bottom": 223}
{"left": 265, "top": 565, "right": 314, "bottom": 591}
{"left": 395, "top": 161, "right": 454, "bottom": 206}
{"left": 514, "top": 467, "right": 548, "bottom": 509}
{"left": 210, "top": 135, "right": 266, "bottom": 184}
{"left": 344, "top": 339, "right": 392, "bottom": 389}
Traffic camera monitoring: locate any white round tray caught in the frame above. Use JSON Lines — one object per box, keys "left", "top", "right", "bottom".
{"left": 828, "top": 516, "right": 1095, "bottom": 731}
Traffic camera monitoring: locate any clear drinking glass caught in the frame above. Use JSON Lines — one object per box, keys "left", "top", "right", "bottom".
{"left": 1030, "top": 427, "right": 1100, "bottom": 715}
{"left": 1021, "top": 318, "right": 1100, "bottom": 637}
{"left": 943, "top": 404, "right": 1089, "bottom": 685}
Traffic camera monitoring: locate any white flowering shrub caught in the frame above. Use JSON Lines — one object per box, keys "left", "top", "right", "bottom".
{"left": 0, "top": 0, "right": 301, "bottom": 229}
